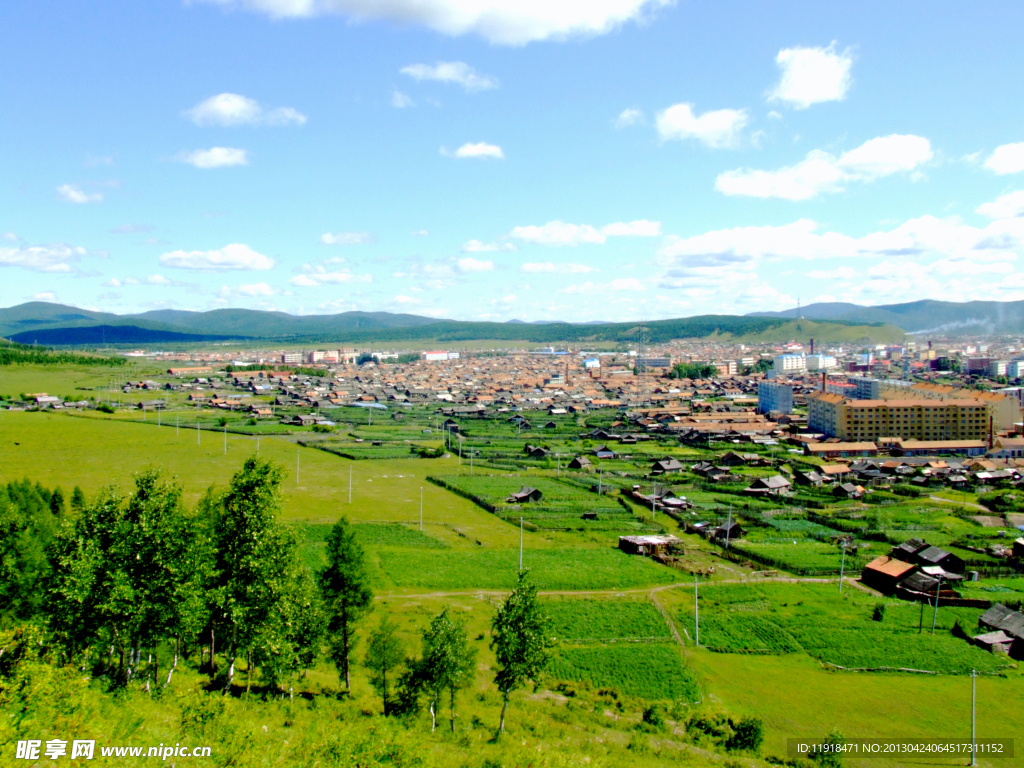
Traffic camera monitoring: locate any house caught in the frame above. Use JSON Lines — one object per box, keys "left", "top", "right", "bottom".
{"left": 861, "top": 555, "right": 918, "bottom": 593}
{"left": 713, "top": 521, "right": 746, "bottom": 542}
{"left": 979, "top": 603, "right": 1024, "bottom": 641}
{"left": 523, "top": 444, "right": 549, "bottom": 459}
{"left": 972, "top": 630, "right": 1015, "bottom": 654}
{"left": 1013, "top": 537, "right": 1024, "bottom": 559}
{"left": 289, "top": 414, "right": 316, "bottom": 426}
{"left": 618, "top": 534, "right": 681, "bottom": 556}
{"left": 743, "top": 475, "right": 792, "bottom": 496}
{"left": 833, "top": 482, "right": 864, "bottom": 499}
{"left": 543, "top": 421, "right": 558, "bottom": 429}
{"left": 915, "top": 545, "right": 966, "bottom": 574}
{"left": 650, "top": 458, "right": 684, "bottom": 475}
{"left": 507, "top": 487, "right": 543, "bottom": 504}
{"left": 592, "top": 445, "right": 617, "bottom": 459}
{"left": 720, "top": 451, "right": 761, "bottom": 466}
{"left": 793, "top": 469, "right": 825, "bottom": 487}
{"left": 568, "top": 456, "right": 592, "bottom": 470}
{"left": 805, "top": 442, "right": 879, "bottom": 459}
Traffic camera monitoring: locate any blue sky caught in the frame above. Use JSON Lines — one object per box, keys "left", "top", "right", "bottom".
{"left": 3, "top": 0, "right": 1024, "bottom": 322}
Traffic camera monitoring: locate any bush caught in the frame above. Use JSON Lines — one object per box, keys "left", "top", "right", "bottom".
{"left": 872, "top": 603, "right": 886, "bottom": 622}
{"left": 96, "top": 403, "right": 115, "bottom": 414}
{"left": 641, "top": 704, "right": 665, "bottom": 731}
{"left": 727, "top": 716, "right": 764, "bottom": 754}
{"left": 892, "top": 485, "right": 922, "bottom": 498}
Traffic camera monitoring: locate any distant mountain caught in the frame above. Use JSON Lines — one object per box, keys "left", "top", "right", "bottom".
{"left": 0, "top": 301, "right": 899, "bottom": 346}
{"left": 8, "top": 325, "right": 248, "bottom": 345}
{"left": 749, "top": 299, "right": 1024, "bottom": 334}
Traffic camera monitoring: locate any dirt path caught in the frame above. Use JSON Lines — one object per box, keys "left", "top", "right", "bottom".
{"left": 375, "top": 575, "right": 851, "bottom": 601}
{"left": 928, "top": 495, "right": 991, "bottom": 512}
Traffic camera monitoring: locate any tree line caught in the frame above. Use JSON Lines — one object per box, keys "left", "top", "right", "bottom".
{"left": 0, "top": 459, "right": 554, "bottom": 732}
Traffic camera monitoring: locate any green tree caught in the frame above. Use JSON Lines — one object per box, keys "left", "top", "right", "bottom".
{"left": 419, "top": 606, "right": 477, "bottom": 732}
{"left": 70, "top": 486, "right": 86, "bottom": 514}
{"left": 490, "top": 570, "right": 555, "bottom": 734}
{"left": 364, "top": 616, "right": 405, "bottom": 715}
{"left": 49, "top": 487, "right": 65, "bottom": 517}
{"left": 0, "top": 480, "right": 61, "bottom": 620}
{"left": 318, "top": 516, "right": 373, "bottom": 692}
{"left": 209, "top": 457, "right": 298, "bottom": 691}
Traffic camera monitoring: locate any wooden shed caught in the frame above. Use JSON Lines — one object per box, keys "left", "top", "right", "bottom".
{"left": 861, "top": 555, "right": 917, "bottom": 593}
{"left": 507, "top": 486, "right": 543, "bottom": 504}
{"left": 618, "top": 534, "right": 681, "bottom": 557}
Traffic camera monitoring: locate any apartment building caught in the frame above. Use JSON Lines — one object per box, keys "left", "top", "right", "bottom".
{"left": 807, "top": 393, "right": 992, "bottom": 441}
{"left": 805, "top": 354, "right": 837, "bottom": 371}
{"left": 773, "top": 354, "right": 806, "bottom": 373}
{"left": 758, "top": 380, "right": 793, "bottom": 415}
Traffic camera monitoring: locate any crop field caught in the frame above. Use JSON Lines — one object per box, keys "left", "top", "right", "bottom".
{"left": 761, "top": 517, "right": 847, "bottom": 539}
{"left": 699, "top": 614, "right": 803, "bottom": 654}
{"left": 728, "top": 539, "right": 875, "bottom": 575}
{"left": 547, "top": 644, "right": 701, "bottom": 701}
{"left": 687, "top": 583, "right": 1009, "bottom": 674}
{"left": 431, "top": 473, "right": 651, "bottom": 531}
{"left": 543, "top": 598, "right": 670, "bottom": 642}
{"left": 372, "top": 548, "right": 683, "bottom": 591}
{"left": 0, "top": 411, "right": 544, "bottom": 549}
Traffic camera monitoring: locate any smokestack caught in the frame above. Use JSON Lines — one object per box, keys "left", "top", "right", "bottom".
{"left": 928, "top": 340, "right": 933, "bottom": 351}
{"left": 822, "top": 371, "right": 826, "bottom": 392}
{"left": 810, "top": 338, "right": 814, "bottom": 355}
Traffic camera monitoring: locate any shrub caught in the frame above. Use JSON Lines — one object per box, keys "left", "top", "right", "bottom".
{"left": 641, "top": 704, "right": 666, "bottom": 731}
{"left": 872, "top": 603, "right": 886, "bottom": 622}
{"left": 728, "top": 716, "right": 765, "bottom": 753}
{"left": 96, "top": 403, "right": 115, "bottom": 414}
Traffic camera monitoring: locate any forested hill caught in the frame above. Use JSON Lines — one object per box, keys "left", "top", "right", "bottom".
{"left": 0, "top": 302, "right": 901, "bottom": 345}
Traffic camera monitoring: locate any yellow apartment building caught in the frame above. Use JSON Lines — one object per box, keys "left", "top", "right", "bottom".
{"left": 807, "top": 393, "right": 992, "bottom": 442}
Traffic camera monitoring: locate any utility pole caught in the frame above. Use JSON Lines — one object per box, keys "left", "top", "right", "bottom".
{"left": 931, "top": 575, "right": 943, "bottom": 635}
{"left": 839, "top": 542, "right": 847, "bottom": 593}
{"left": 176, "top": 413, "right": 178, "bottom": 436}
{"left": 971, "top": 669, "right": 977, "bottom": 767}
{"left": 419, "top": 487, "right": 423, "bottom": 531}
{"left": 519, "top": 517, "right": 524, "bottom": 572}
{"left": 223, "top": 426, "right": 227, "bottom": 455}
{"left": 598, "top": 469, "right": 603, "bottom": 496}
{"left": 257, "top": 436, "right": 260, "bottom": 454}
{"left": 694, "top": 573, "right": 700, "bottom": 647}
{"left": 348, "top": 465, "right": 352, "bottom": 504}
{"left": 296, "top": 450, "right": 300, "bottom": 485}
{"left": 725, "top": 506, "right": 732, "bottom": 549}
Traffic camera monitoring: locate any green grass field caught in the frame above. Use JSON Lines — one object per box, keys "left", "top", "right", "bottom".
{"left": 543, "top": 597, "right": 671, "bottom": 642}
{"left": 547, "top": 644, "right": 701, "bottom": 702}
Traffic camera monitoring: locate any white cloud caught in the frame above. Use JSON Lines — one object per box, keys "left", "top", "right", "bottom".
{"left": 768, "top": 43, "right": 853, "bottom": 109}
{"left": 241, "top": 282, "right": 274, "bottom": 296}
{"left": 655, "top": 103, "right": 748, "bottom": 148}
{"left": 146, "top": 274, "right": 172, "bottom": 285}
{"left": 412, "top": 229, "right": 429, "bottom": 236}
{"left": 391, "top": 90, "right": 414, "bottom": 108}
{"left": 456, "top": 257, "right": 494, "bottom": 272}
{"left": 984, "top": 143, "right": 1024, "bottom": 175}
{"left": 185, "top": 93, "right": 307, "bottom": 126}
{"left": 977, "top": 191, "right": 1024, "bottom": 219}
{"left": 32, "top": 291, "right": 57, "bottom": 302}
{"left": 443, "top": 142, "right": 505, "bottom": 159}
{"left": 0, "top": 243, "right": 87, "bottom": 272}
{"left": 177, "top": 147, "right": 249, "bottom": 168}
{"left": 400, "top": 61, "right": 497, "bottom": 91}
{"left": 519, "top": 262, "right": 595, "bottom": 274}
{"left": 159, "top": 243, "right": 274, "bottom": 270}
{"left": 615, "top": 108, "right": 644, "bottom": 128}
{"left": 320, "top": 231, "right": 373, "bottom": 245}
{"left": 600, "top": 219, "right": 661, "bottom": 237}
{"left": 806, "top": 266, "right": 856, "bottom": 280}
{"left": 509, "top": 219, "right": 661, "bottom": 246}
{"left": 563, "top": 277, "right": 644, "bottom": 294}
{"left": 57, "top": 184, "right": 102, "bottom": 204}
{"left": 715, "top": 134, "right": 933, "bottom": 200}
{"left": 461, "top": 239, "right": 517, "bottom": 252}
{"left": 103, "top": 278, "right": 122, "bottom": 287}
{"left": 191, "top": 0, "right": 672, "bottom": 46}
{"left": 288, "top": 259, "right": 373, "bottom": 286}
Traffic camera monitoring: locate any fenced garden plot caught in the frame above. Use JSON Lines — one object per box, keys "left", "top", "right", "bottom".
{"left": 290, "top": 521, "right": 449, "bottom": 571}
{"left": 727, "top": 539, "right": 874, "bottom": 576}
{"left": 691, "top": 582, "right": 1011, "bottom": 674}
{"left": 373, "top": 547, "right": 681, "bottom": 591}
{"left": 547, "top": 644, "right": 701, "bottom": 701}
{"left": 697, "top": 614, "right": 803, "bottom": 655}
{"left": 543, "top": 598, "right": 671, "bottom": 643}
{"left": 429, "top": 474, "right": 648, "bottom": 531}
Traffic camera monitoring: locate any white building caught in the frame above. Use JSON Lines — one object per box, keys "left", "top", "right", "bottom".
{"left": 989, "top": 360, "right": 1010, "bottom": 377}
{"left": 773, "top": 354, "right": 806, "bottom": 374}
{"left": 1007, "top": 360, "right": 1024, "bottom": 379}
{"left": 422, "top": 351, "right": 459, "bottom": 361}
{"left": 805, "top": 354, "right": 838, "bottom": 371}
{"left": 758, "top": 381, "right": 793, "bottom": 415}
{"left": 582, "top": 358, "right": 601, "bottom": 369}
{"left": 281, "top": 352, "right": 302, "bottom": 364}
